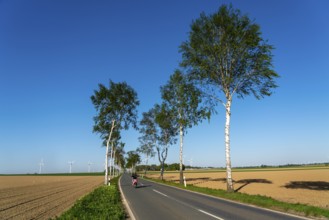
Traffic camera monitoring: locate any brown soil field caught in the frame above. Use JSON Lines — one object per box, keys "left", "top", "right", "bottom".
{"left": 146, "top": 168, "right": 329, "bottom": 209}
{"left": 0, "top": 175, "right": 103, "bottom": 220}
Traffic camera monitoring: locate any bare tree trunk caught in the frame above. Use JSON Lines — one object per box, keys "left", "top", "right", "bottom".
{"left": 225, "top": 100, "right": 234, "bottom": 192}
{"left": 105, "top": 120, "right": 115, "bottom": 185}
{"left": 179, "top": 124, "right": 184, "bottom": 184}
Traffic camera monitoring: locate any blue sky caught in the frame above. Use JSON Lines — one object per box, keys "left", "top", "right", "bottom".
{"left": 0, "top": 0, "right": 328, "bottom": 174}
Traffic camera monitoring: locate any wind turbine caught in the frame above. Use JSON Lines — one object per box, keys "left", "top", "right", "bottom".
{"left": 88, "top": 161, "right": 93, "bottom": 173}
{"left": 39, "top": 159, "right": 44, "bottom": 174}
{"left": 68, "top": 161, "right": 75, "bottom": 173}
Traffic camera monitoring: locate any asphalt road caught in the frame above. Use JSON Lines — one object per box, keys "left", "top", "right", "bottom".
{"left": 120, "top": 173, "right": 310, "bottom": 220}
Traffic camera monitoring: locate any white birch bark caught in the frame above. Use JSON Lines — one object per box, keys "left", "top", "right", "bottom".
{"left": 109, "top": 142, "right": 114, "bottom": 178}
{"left": 105, "top": 139, "right": 109, "bottom": 185}
{"left": 179, "top": 124, "right": 184, "bottom": 184}
{"left": 113, "top": 149, "right": 116, "bottom": 176}
{"left": 104, "top": 120, "right": 115, "bottom": 185}
{"left": 144, "top": 153, "right": 149, "bottom": 175}
{"left": 225, "top": 99, "right": 234, "bottom": 192}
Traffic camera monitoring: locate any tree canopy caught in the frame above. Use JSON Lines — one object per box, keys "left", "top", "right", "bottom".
{"left": 180, "top": 4, "right": 278, "bottom": 102}
{"left": 161, "top": 69, "right": 211, "bottom": 184}
{"left": 91, "top": 80, "right": 139, "bottom": 185}
{"left": 126, "top": 151, "right": 141, "bottom": 171}
{"left": 91, "top": 80, "right": 139, "bottom": 138}
{"left": 180, "top": 4, "right": 279, "bottom": 192}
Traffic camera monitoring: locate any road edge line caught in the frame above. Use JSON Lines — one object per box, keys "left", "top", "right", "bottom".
{"left": 198, "top": 209, "right": 225, "bottom": 220}
{"left": 142, "top": 177, "right": 311, "bottom": 220}
{"left": 118, "top": 175, "right": 136, "bottom": 220}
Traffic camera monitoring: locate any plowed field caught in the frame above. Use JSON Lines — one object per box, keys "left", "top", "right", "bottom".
{"left": 147, "top": 168, "right": 329, "bottom": 209}
{"left": 0, "top": 176, "right": 103, "bottom": 220}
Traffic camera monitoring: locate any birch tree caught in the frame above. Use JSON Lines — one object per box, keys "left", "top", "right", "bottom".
{"left": 180, "top": 5, "right": 279, "bottom": 192}
{"left": 114, "top": 142, "right": 125, "bottom": 175}
{"left": 161, "top": 70, "right": 211, "bottom": 184}
{"left": 126, "top": 151, "right": 141, "bottom": 173}
{"left": 139, "top": 108, "right": 159, "bottom": 176}
{"left": 137, "top": 138, "right": 156, "bottom": 175}
{"left": 154, "top": 103, "right": 177, "bottom": 180}
{"left": 91, "top": 80, "right": 139, "bottom": 185}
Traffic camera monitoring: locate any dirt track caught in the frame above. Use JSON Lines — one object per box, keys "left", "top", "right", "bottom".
{"left": 0, "top": 176, "right": 103, "bottom": 220}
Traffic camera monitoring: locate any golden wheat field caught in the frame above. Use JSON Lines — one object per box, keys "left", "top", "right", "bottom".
{"left": 146, "top": 168, "right": 329, "bottom": 209}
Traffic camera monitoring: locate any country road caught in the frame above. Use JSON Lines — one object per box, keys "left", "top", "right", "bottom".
{"left": 120, "top": 173, "right": 310, "bottom": 220}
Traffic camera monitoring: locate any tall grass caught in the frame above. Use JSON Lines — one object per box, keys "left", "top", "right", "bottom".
{"left": 56, "top": 176, "right": 125, "bottom": 220}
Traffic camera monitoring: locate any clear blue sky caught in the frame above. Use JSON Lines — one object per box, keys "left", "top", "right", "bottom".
{"left": 0, "top": 0, "right": 328, "bottom": 174}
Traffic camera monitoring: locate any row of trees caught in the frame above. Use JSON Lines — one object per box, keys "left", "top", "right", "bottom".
{"left": 91, "top": 4, "right": 279, "bottom": 191}
{"left": 136, "top": 163, "right": 187, "bottom": 172}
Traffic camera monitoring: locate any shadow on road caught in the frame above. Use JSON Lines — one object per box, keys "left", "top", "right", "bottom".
{"left": 234, "top": 179, "right": 272, "bottom": 192}
{"left": 283, "top": 181, "right": 329, "bottom": 191}
{"left": 135, "top": 184, "right": 152, "bottom": 189}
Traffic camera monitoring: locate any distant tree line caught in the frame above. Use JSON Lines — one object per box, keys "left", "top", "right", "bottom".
{"left": 136, "top": 163, "right": 186, "bottom": 172}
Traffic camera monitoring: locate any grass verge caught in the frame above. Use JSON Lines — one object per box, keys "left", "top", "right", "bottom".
{"left": 55, "top": 176, "right": 125, "bottom": 220}
{"left": 144, "top": 176, "right": 329, "bottom": 219}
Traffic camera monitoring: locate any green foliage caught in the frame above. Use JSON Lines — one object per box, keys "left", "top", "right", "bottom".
{"left": 136, "top": 163, "right": 185, "bottom": 172}
{"left": 180, "top": 3, "right": 279, "bottom": 192}
{"left": 139, "top": 108, "right": 158, "bottom": 148}
{"left": 137, "top": 140, "right": 156, "bottom": 159}
{"left": 180, "top": 4, "right": 279, "bottom": 100}
{"left": 126, "top": 151, "right": 141, "bottom": 169}
{"left": 161, "top": 70, "right": 211, "bottom": 132}
{"left": 91, "top": 80, "right": 139, "bottom": 140}
{"left": 154, "top": 103, "right": 177, "bottom": 147}
{"left": 137, "top": 115, "right": 156, "bottom": 162}
{"left": 56, "top": 177, "right": 125, "bottom": 220}
{"left": 115, "top": 142, "right": 126, "bottom": 168}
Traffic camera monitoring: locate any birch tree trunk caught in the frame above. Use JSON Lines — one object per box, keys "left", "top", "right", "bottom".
{"left": 112, "top": 150, "right": 116, "bottom": 177}
{"left": 160, "top": 161, "right": 164, "bottom": 180}
{"left": 105, "top": 139, "right": 110, "bottom": 185}
{"left": 144, "top": 153, "right": 149, "bottom": 175}
{"left": 225, "top": 100, "right": 234, "bottom": 192}
{"left": 109, "top": 142, "right": 114, "bottom": 178}
{"left": 179, "top": 124, "right": 184, "bottom": 184}
{"left": 160, "top": 147, "right": 168, "bottom": 181}
{"left": 104, "top": 120, "right": 115, "bottom": 185}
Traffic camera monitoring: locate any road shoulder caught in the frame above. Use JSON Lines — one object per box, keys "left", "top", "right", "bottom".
{"left": 118, "top": 175, "right": 136, "bottom": 220}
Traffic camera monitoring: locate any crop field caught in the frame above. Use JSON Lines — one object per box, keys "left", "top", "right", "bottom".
{"left": 146, "top": 167, "right": 329, "bottom": 209}
{"left": 0, "top": 175, "right": 103, "bottom": 219}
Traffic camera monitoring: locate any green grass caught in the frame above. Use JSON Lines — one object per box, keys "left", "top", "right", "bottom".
{"left": 144, "top": 177, "right": 329, "bottom": 219}
{"left": 55, "top": 176, "right": 125, "bottom": 220}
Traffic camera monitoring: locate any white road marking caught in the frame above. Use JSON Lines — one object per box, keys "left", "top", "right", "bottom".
{"left": 198, "top": 209, "right": 225, "bottom": 220}
{"left": 153, "top": 189, "right": 169, "bottom": 197}
{"left": 152, "top": 189, "right": 225, "bottom": 220}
